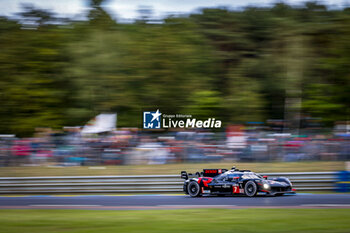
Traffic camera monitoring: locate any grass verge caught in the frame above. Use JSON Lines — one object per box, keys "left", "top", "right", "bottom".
{"left": 0, "top": 209, "right": 349, "bottom": 233}
{"left": 0, "top": 161, "right": 345, "bottom": 177}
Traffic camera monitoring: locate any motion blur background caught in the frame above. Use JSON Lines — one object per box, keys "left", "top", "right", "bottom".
{"left": 0, "top": 2, "right": 350, "bottom": 233}
{"left": 0, "top": 0, "right": 349, "bottom": 169}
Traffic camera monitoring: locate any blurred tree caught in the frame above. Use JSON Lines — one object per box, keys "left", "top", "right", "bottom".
{"left": 66, "top": 17, "right": 214, "bottom": 127}
{"left": 88, "top": 0, "right": 116, "bottom": 27}
{"left": 302, "top": 6, "right": 350, "bottom": 124}
{"left": 19, "top": 4, "right": 57, "bottom": 27}
{"left": 0, "top": 2, "right": 349, "bottom": 135}
{"left": 0, "top": 6, "right": 71, "bottom": 136}
{"left": 184, "top": 91, "right": 223, "bottom": 120}
{"left": 136, "top": 6, "right": 154, "bottom": 23}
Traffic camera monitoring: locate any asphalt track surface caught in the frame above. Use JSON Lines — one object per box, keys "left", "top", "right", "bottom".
{"left": 1, "top": 193, "right": 350, "bottom": 209}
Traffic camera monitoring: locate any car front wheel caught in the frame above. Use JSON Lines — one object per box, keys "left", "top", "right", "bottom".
{"left": 244, "top": 181, "right": 257, "bottom": 197}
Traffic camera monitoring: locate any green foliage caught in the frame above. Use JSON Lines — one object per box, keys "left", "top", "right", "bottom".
{"left": 0, "top": 2, "right": 349, "bottom": 135}
{"left": 184, "top": 91, "right": 223, "bottom": 119}
{"left": 1, "top": 209, "right": 350, "bottom": 233}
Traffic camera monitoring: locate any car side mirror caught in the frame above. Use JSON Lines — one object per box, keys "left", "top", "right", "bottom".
{"left": 233, "top": 176, "right": 240, "bottom": 180}
{"left": 263, "top": 175, "right": 268, "bottom": 180}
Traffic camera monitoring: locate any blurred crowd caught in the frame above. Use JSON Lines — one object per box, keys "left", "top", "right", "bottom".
{"left": 0, "top": 125, "right": 349, "bottom": 167}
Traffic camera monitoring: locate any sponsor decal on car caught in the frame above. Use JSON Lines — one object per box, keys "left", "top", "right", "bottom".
{"left": 232, "top": 185, "right": 240, "bottom": 194}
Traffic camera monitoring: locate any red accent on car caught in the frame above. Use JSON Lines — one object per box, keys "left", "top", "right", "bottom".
{"left": 198, "top": 177, "right": 213, "bottom": 187}
{"left": 292, "top": 188, "right": 296, "bottom": 191}
{"left": 233, "top": 186, "right": 240, "bottom": 194}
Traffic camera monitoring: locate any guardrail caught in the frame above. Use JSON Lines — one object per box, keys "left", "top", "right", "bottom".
{"left": 0, "top": 172, "right": 337, "bottom": 194}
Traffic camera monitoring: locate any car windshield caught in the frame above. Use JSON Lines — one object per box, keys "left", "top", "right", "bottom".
{"left": 241, "top": 172, "right": 262, "bottom": 179}
{"left": 215, "top": 173, "right": 242, "bottom": 180}
{"left": 228, "top": 173, "right": 242, "bottom": 179}
{"left": 214, "top": 172, "right": 262, "bottom": 180}
{"left": 215, "top": 173, "right": 228, "bottom": 180}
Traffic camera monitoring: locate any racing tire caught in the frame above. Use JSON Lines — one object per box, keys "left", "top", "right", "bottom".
{"left": 188, "top": 181, "right": 201, "bottom": 197}
{"left": 244, "top": 181, "right": 257, "bottom": 197}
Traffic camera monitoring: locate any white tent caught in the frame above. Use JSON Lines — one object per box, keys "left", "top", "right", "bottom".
{"left": 81, "top": 113, "right": 117, "bottom": 134}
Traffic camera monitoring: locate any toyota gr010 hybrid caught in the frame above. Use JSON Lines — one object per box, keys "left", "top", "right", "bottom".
{"left": 181, "top": 167, "right": 295, "bottom": 197}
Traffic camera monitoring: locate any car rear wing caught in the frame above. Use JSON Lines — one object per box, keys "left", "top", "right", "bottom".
{"left": 181, "top": 171, "right": 188, "bottom": 180}
{"left": 181, "top": 169, "right": 228, "bottom": 179}
{"left": 180, "top": 171, "right": 202, "bottom": 179}
{"left": 203, "top": 169, "right": 228, "bottom": 177}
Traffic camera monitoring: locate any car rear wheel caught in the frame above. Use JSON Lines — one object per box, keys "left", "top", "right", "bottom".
{"left": 188, "top": 181, "right": 201, "bottom": 197}
{"left": 244, "top": 181, "right": 257, "bottom": 197}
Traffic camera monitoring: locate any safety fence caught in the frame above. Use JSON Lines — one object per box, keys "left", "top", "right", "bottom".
{"left": 0, "top": 172, "right": 339, "bottom": 194}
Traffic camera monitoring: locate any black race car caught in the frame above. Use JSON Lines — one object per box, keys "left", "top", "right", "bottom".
{"left": 181, "top": 166, "right": 295, "bottom": 197}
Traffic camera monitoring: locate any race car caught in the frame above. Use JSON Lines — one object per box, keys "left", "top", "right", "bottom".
{"left": 181, "top": 166, "right": 295, "bottom": 197}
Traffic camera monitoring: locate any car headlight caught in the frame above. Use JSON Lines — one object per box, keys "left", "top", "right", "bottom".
{"left": 263, "top": 183, "right": 270, "bottom": 189}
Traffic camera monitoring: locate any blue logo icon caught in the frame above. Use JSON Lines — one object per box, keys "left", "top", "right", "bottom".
{"left": 143, "top": 109, "right": 162, "bottom": 129}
